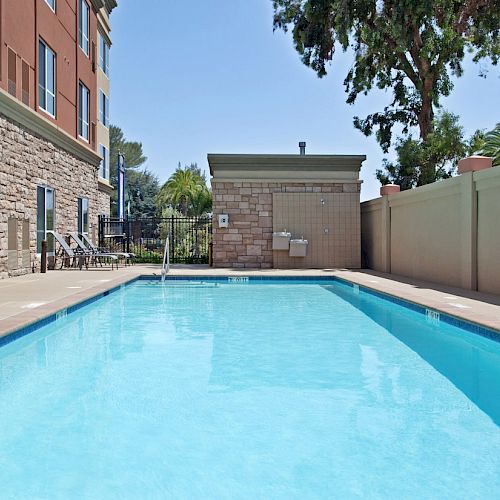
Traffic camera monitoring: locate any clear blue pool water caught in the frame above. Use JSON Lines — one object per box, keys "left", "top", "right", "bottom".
{"left": 0, "top": 279, "right": 499, "bottom": 499}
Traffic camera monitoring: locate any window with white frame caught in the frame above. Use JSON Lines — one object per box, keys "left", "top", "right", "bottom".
{"left": 78, "top": 0, "right": 90, "bottom": 56}
{"left": 78, "top": 82, "right": 89, "bottom": 141}
{"left": 99, "top": 33, "right": 110, "bottom": 77}
{"left": 45, "top": 0, "right": 56, "bottom": 12}
{"left": 99, "top": 144, "right": 109, "bottom": 180}
{"left": 37, "top": 186, "right": 55, "bottom": 254}
{"left": 39, "top": 40, "right": 56, "bottom": 117}
{"left": 77, "top": 197, "right": 89, "bottom": 234}
{"left": 99, "top": 89, "right": 109, "bottom": 127}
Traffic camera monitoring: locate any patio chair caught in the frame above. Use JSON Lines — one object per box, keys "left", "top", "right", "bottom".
{"left": 46, "top": 231, "right": 84, "bottom": 270}
{"left": 48, "top": 231, "right": 117, "bottom": 270}
{"left": 76, "top": 232, "right": 135, "bottom": 265}
{"left": 70, "top": 232, "right": 132, "bottom": 267}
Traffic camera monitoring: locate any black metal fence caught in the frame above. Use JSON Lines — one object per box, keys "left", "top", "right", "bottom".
{"left": 98, "top": 216, "right": 212, "bottom": 264}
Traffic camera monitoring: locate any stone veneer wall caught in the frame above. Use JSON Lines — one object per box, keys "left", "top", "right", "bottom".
{"left": 212, "top": 181, "right": 361, "bottom": 268}
{"left": 97, "top": 189, "right": 111, "bottom": 217}
{"left": 0, "top": 113, "right": 99, "bottom": 278}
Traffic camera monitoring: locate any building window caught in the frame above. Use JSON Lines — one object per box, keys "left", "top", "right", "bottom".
{"left": 99, "top": 144, "right": 109, "bottom": 180}
{"left": 99, "top": 90, "right": 109, "bottom": 127}
{"left": 99, "top": 33, "right": 110, "bottom": 77}
{"left": 39, "top": 40, "right": 56, "bottom": 117}
{"left": 37, "top": 186, "right": 55, "bottom": 254}
{"left": 77, "top": 197, "right": 89, "bottom": 234}
{"left": 45, "top": 0, "right": 56, "bottom": 12}
{"left": 8, "top": 48, "right": 17, "bottom": 97}
{"left": 78, "top": 82, "right": 90, "bottom": 141}
{"left": 78, "top": 0, "right": 90, "bottom": 56}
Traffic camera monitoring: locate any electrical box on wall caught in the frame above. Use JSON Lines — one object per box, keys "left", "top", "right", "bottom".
{"left": 218, "top": 214, "right": 229, "bottom": 228}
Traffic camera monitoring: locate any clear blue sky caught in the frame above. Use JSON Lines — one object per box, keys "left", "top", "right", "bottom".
{"left": 110, "top": 0, "right": 500, "bottom": 201}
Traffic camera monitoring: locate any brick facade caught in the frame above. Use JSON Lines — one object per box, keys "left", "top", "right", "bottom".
{"left": 0, "top": 113, "right": 99, "bottom": 278}
{"left": 212, "top": 181, "right": 361, "bottom": 268}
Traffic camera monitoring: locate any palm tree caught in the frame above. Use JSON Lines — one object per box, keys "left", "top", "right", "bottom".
{"left": 477, "top": 123, "right": 500, "bottom": 167}
{"left": 189, "top": 185, "right": 212, "bottom": 216}
{"left": 157, "top": 168, "right": 211, "bottom": 216}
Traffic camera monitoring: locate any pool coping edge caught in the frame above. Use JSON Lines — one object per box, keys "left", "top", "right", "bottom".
{"left": 0, "top": 273, "right": 499, "bottom": 347}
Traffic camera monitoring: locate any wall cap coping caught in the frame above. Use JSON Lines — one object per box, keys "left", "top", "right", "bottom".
{"left": 0, "top": 88, "right": 102, "bottom": 167}
{"left": 474, "top": 165, "right": 500, "bottom": 191}
{"left": 458, "top": 155, "right": 493, "bottom": 174}
{"left": 361, "top": 198, "right": 384, "bottom": 211}
{"left": 388, "top": 176, "right": 463, "bottom": 207}
{"left": 208, "top": 154, "right": 366, "bottom": 176}
{"left": 380, "top": 184, "right": 400, "bottom": 196}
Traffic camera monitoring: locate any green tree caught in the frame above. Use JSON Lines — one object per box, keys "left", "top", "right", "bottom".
{"left": 184, "top": 162, "right": 208, "bottom": 182}
{"left": 476, "top": 123, "right": 500, "bottom": 166}
{"left": 109, "top": 125, "right": 159, "bottom": 217}
{"left": 157, "top": 166, "right": 212, "bottom": 216}
{"left": 377, "top": 112, "right": 483, "bottom": 189}
{"left": 273, "top": 0, "right": 500, "bottom": 184}
{"left": 125, "top": 169, "right": 160, "bottom": 218}
{"left": 190, "top": 185, "right": 212, "bottom": 216}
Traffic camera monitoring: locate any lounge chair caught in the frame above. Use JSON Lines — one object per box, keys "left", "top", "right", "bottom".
{"left": 69, "top": 232, "right": 132, "bottom": 267}
{"left": 74, "top": 232, "right": 135, "bottom": 265}
{"left": 48, "top": 231, "right": 117, "bottom": 270}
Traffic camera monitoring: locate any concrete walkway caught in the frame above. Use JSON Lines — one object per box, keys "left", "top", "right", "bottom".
{"left": 1, "top": 265, "right": 499, "bottom": 339}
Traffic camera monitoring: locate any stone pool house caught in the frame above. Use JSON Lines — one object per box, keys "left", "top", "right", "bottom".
{"left": 209, "top": 152, "right": 366, "bottom": 269}
{"left": 0, "top": 0, "right": 116, "bottom": 278}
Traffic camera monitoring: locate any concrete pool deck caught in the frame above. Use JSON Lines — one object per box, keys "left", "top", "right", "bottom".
{"left": 1, "top": 265, "right": 500, "bottom": 339}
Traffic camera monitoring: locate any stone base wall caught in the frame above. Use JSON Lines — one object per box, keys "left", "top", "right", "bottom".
{"left": 0, "top": 113, "right": 99, "bottom": 278}
{"left": 212, "top": 181, "right": 361, "bottom": 268}
{"left": 97, "top": 189, "right": 111, "bottom": 217}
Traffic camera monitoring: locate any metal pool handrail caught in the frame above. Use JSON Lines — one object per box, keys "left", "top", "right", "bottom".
{"left": 161, "top": 237, "right": 170, "bottom": 282}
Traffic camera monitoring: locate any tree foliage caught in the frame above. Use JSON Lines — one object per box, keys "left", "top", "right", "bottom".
{"left": 125, "top": 169, "right": 160, "bottom": 218}
{"left": 476, "top": 122, "right": 500, "bottom": 166}
{"left": 110, "top": 125, "right": 147, "bottom": 172}
{"left": 157, "top": 165, "right": 212, "bottom": 217}
{"left": 109, "top": 124, "right": 159, "bottom": 217}
{"left": 273, "top": 0, "right": 500, "bottom": 183}
{"left": 376, "top": 112, "right": 483, "bottom": 189}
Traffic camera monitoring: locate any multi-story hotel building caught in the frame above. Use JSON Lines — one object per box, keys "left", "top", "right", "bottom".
{"left": 0, "top": 0, "right": 117, "bottom": 278}
{"left": 96, "top": 0, "right": 114, "bottom": 217}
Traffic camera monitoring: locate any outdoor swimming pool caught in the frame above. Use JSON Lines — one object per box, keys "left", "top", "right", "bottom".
{"left": 0, "top": 278, "right": 499, "bottom": 499}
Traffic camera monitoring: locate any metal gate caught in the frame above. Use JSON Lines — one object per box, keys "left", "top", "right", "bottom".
{"left": 98, "top": 216, "right": 212, "bottom": 264}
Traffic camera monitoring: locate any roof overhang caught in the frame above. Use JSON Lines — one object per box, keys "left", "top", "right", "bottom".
{"left": 92, "top": 0, "right": 117, "bottom": 15}
{"left": 208, "top": 154, "right": 366, "bottom": 182}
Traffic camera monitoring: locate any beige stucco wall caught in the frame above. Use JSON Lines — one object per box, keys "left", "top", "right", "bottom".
{"left": 96, "top": 7, "right": 113, "bottom": 213}
{"left": 390, "top": 179, "right": 464, "bottom": 287}
{"left": 360, "top": 198, "right": 384, "bottom": 270}
{"left": 476, "top": 168, "right": 500, "bottom": 294}
{"left": 273, "top": 192, "right": 360, "bottom": 268}
{"left": 361, "top": 167, "right": 500, "bottom": 295}
{"left": 96, "top": 8, "right": 111, "bottom": 159}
